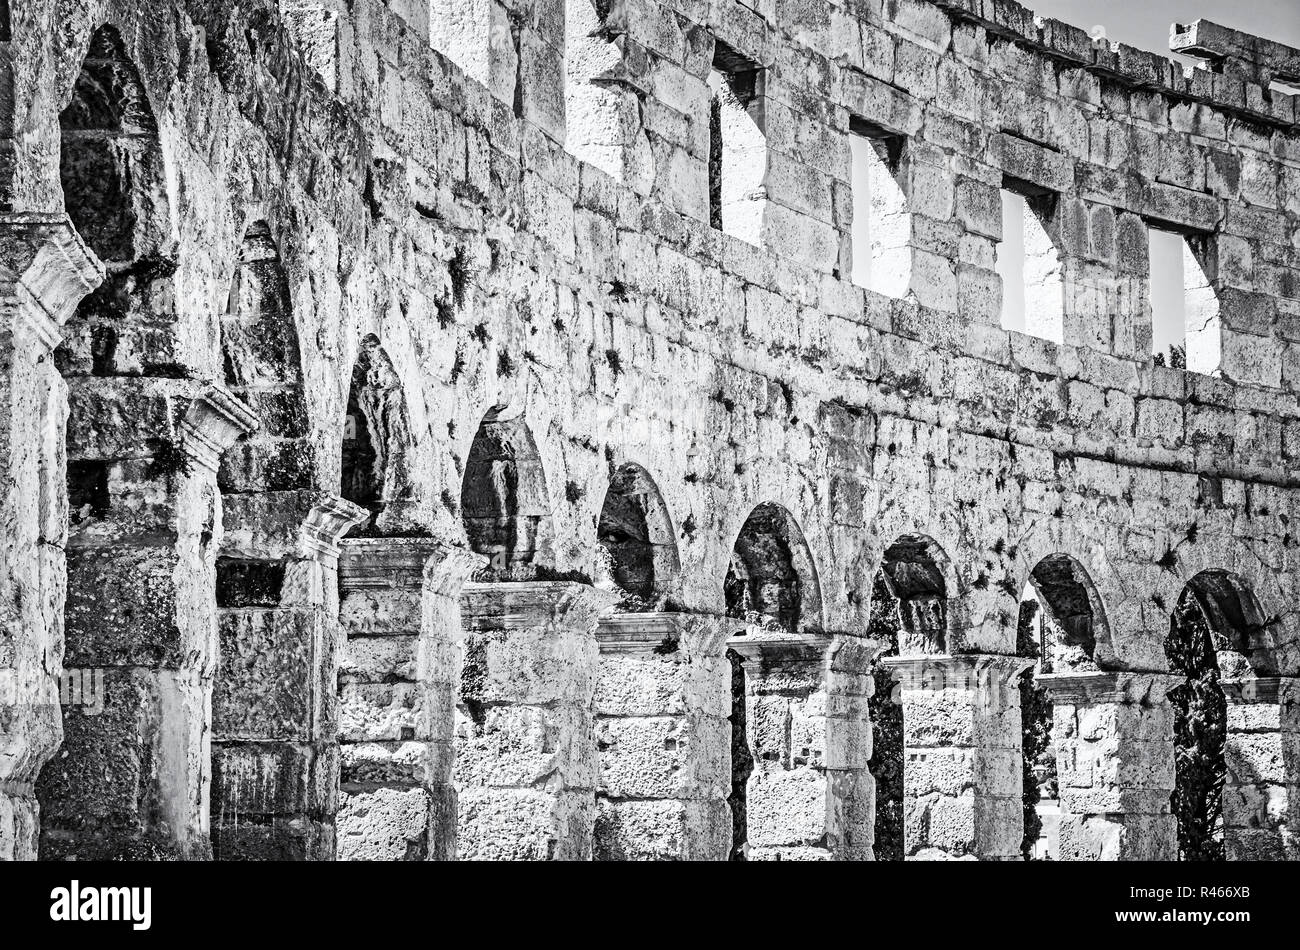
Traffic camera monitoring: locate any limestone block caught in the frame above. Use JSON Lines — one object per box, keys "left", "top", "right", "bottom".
{"left": 336, "top": 785, "right": 431, "bottom": 861}
{"left": 213, "top": 608, "right": 315, "bottom": 741}
{"left": 745, "top": 767, "right": 827, "bottom": 847}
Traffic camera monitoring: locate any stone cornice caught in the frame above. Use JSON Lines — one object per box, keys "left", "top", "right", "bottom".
{"left": 179, "top": 384, "right": 259, "bottom": 473}
{"left": 881, "top": 653, "right": 1035, "bottom": 691}
{"left": 460, "top": 581, "right": 618, "bottom": 632}
{"left": 0, "top": 212, "right": 103, "bottom": 350}
{"left": 726, "top": 627, "right": 834, "bottom": 666}
{"left": 337, "top": 537, "right": 484, "bottom": 594}
{"left": 298, "top": 494, "right": 369, "bottom": 564}
{"left": 1219, "top": 676, "right": 1300, "bottom": 707}
{"left": 1036, "top": 670, "right": 1184, "bottom": 705}
{"left": 595, "top": 611, "right": 734, "bottom": 657}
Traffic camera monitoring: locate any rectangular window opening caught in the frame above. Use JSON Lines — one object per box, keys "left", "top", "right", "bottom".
{"left": 1147, "top": 224, "right": 1219, "bottom": 373}
{"left": 997, "top": 180, "right": 1063, "bottom": 344}
{"left": 709, "top": 42, "right": 766, "bottom": 244}
{"left": 849, "top": 118, "right": 910, "bottom": 298}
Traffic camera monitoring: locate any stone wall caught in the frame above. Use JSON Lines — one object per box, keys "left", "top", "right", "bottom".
{"left": 1, "top": 0, "right": 1299, "bottom": 859}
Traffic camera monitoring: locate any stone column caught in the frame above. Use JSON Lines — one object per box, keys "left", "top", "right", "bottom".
{"left": 0, "top": 213, "right": 101, "bottom": 860}
{"left": 881, "top": 653, "right": 1033, "bottom": 860}
{"left": 210, "top": 495, "right": 366, "bottom": 859}
{"left": 456, "top": 581, "right": 616, "bottom": 860}
{"left": 730, "top": 631, "right": 876, "bottom": 860}
{"left": 1036, "top": 671, "right": 1179, "bottom": 860}
{"left": 1220, "top": 676, "right": 1300, "bottom": 861}
{"left": 335, "top": 537, "right": 482, "bottom": 860}
{"left": 592, "top": 611, "right": 731, "bottom": 861}
{"left": 38, "top": 383, "right": 257, "bottom": 860}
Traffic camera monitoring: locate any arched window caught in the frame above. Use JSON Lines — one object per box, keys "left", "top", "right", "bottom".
{"left": 340, "top": 336, "right": 412, "bottom": 533}
{"left": 1165, "top": 570, "right": 1275, "bottom": 862}
{"left": 1018, "top": 554, "right": 1110, "bottom": 861}
{"left": 460, "top": 408, "right": 553, "bottom": 579}
{"left": 723, "top": 503, "right": 819, "bottom": 633}
{"left": 866, "top": 534, "right": 952, "bottom": 861}
{"left": 594, "top": 464, "right": 678, "bottom": 609}
{"left": 218, "top": 219, "right": 314, "bottom": 559}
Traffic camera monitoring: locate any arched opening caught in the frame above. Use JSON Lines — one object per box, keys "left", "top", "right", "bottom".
{"left": 1018, "top": 554, "right": 1108, "bottom": 860}
{"left": 723, "top": 503, "right": 819, "bottom": 633}
{"left": 866, "top": 534, "right": 950, "bottom": 860}
{"left": 594, "top": 464, "right": 678, "bottom": 610}
{"left": 460, "top": 408, "right": 553, "bottom": 579}
{"left": 40, "top": 24, "right": 185, "bottom": 860}
{"left": 54, "top": 24, "right": 173, "bottom": 382}
{"left": 340, "top": 335, "right": 412, "bottom": 535}
{"left": 1166, "top": 570, "right": 1273, "bottom": 862}
{"left": 217, "top": 219, "right": 313, "bottom": 556}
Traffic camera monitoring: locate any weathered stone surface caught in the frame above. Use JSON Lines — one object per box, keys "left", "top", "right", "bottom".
{"left": 2, "top": 0, "right": 1299, "bottom": 865}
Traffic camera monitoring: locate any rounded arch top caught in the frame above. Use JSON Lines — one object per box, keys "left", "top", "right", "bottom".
{"left": 723, "top": 501, "right": 824, "bottom": 634}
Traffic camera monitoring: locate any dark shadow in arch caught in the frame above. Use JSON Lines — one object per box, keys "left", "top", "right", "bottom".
{"left": 54, "top": 23, "right": 174, "bottom": 383}
{"left": 218, "top": 220, "right": 314, "bottom": 503}
{"left": 1025, "top": 553, "right": 1110, "bottom": 674}
{"left": 1018, "top": 554, "right": 1111, "bottom": 860}
{"left": 723, "top": 502, "right": 821, "bottom": 633}
{"left": 876, "top": 534, "right": 949, "bottom": 655}
{"left": 460, "top": 406, "right": 554, "bottom": 580}
{"left": 341, "top": 335, "right": 414, "bottom": 535}
{"left": 595, "top": 463, "right": 679, "bottom": 610}
{"left": 1165, "top": 569, "right": 1277, "bottom": 863}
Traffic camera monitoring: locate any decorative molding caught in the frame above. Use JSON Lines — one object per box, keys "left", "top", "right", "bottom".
{"left": 882, "top": 653, "right": 1035, "bottom": 691}
{"left": 1219, "top": 675, "right": 1300, "bottom": 707}
{"left": 725, "top": 627, "right": 834, "bottom": 666}
{"left": 0, "top": 212, "right": 103, "bottom": 349}
{"left": 179, "top": 384, "right": 259, "bottom": 472}
{"left": 460, "top": 581, "right": 618, "bottom": 632}
{"left": 298, "top": 494, "right": 369, "bottom": 564}
{"left": 337, "top": 537, "right": 482, "bottom": 594}
{"left": 1036, "top": 670, "right": 1184, "bottom": 706}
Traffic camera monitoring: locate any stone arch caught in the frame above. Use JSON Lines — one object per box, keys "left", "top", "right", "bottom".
{"left": 874, "top": 534, "right": 951, "bottom": 656}
{"left": 1173, "top": 570, "right": 1277, "bottom": 678}
{"left": 865, "top": 532, "right": 955, "bottom": 861}
{"left": 1009, "top": 521, "right": 1126, "bottom": 669}
{"left": 1023, "top": 554, "right": 1111, "bottom": 674}
{"left": 460, "top": 405, "right": 555, "bottom": 579}
{"left": 340, "top": 334, "right": 415, "bottom": 534}
{"left": 594, "top": 462, "right": 680, "bottom": 609}
{"left": 1156, "top": 538, "right": 1297, "bottom": 677}
{"left": 1162, "top": 568, "right": 1260, "bottom": 863}
{"left": 1015, "top": 553, "right": 1113, "bottom": 859}
{"left": 723, "top": 502, "right": 823, "bottom": 634}
{"left": 217, "top": 218, "right": 315, "bottom": 559}
{"left": 54, "top": 23, "right": 174, "bottom": 381}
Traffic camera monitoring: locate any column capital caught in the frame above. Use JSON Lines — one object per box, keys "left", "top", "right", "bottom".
{"left": 595, "top": 611, "right": 734, "bottom": 657}
{"left": 725, "top": 628, "right": 835, "bottom": 667}
{"left": 1219, "top": 676, "right": 1300, "bottom": 707}
{"left": 298, "top": 494, "right": 369, "bottom": 564}
{"left": 880, "top": 652, "right": 1034, "bottom": 690}
{"left": 337, "top": 537, "right": 485, "bottom": 594}
{"left": 179, "top": 384, "right": 259, "bottom": 472}
{"left": 0, "top": 211, "right": 103, "bottom": 347}
{"left": 1035, "top": 670, "right": 1183, "bottom": 705}
{"left": 460, "top": 580, "right": 618, "bottom": 632}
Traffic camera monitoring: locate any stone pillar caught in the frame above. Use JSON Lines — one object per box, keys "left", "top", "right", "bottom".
{"left": 210, "top": 495, "right": 366, "bottom": 859}
{"left": 592, "top": 611, "right": 731, "bottom": 861}
{"left": 881, "top": 653, "right": 1033, "bottom": 860}
{"left": 1036, "top": 671, "right": 1179, "bottom": 861}
{"left": 37, "top": 384, "right": 257, "bottom": 860}
{"left": 0, "top": 213, "right": 101, "bottom": 860}
{"left": 1220, "top": 676, "right": 1300, "bottom": 861}
{"left": 456, "top": 581, "right": 616, "bottom": 860}
{"left": 730, "top": 631, "right": 876, "bottom": 860}
{"left": 335, "top": 537, "right": 482, "bottom": 860}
